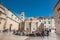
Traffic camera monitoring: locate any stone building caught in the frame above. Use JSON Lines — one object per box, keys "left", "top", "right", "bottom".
{"left": 25, "top": 16, "right": 55, "bottom": 34}
{"left": 0, "top": 3, "right": 20, "bottom": 32}
{"left": 54, "top": 0, "right": 60, "bottom": 34}
{"left": 25, "top": 17, "right": 39, "bottom": 34}
{"left": 38, "top": 16, "right": 55, "bottom": 29}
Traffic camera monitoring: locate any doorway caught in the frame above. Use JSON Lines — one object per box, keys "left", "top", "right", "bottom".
{"left": 9, "top": 24, "right": 12, "bottom": 31}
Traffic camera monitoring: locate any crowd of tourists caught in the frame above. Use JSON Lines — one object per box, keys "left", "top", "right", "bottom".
{"left": 12, "top": 29, "right": 51, "bottom": 37}
{"left": 40, "top": 29, "right": 50, "bottom": 38}
{"left": 0, "top": 28, "right": 51, "bottom": 37}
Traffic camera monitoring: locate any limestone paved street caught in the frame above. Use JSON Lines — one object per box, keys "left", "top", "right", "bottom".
{"left": 0, "top": 32, "right": 60, "bottom": 40}
{"left": 0, "top": 32, "right": 29, "bottom": 40}
{"left": 29, "top": 32, "right": 60, "bottom": 40}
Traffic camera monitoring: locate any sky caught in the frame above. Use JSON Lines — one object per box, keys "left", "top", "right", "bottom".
{"left": 0, "top": 0, "right": 58, "bottom": 18}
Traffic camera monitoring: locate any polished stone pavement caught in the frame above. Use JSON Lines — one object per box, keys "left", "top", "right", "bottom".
{"left": 0, "top": 31, "right": 60, "bottom": 40}
{"left": 29, "top": 32, "right": 60, "bottom": 40}
{"left": 0, "top": 32, "right": 29, "bottom": 40}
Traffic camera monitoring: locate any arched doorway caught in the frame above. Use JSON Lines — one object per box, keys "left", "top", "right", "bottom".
{"left": 9, "top": 24, "right": 12, "bottom": 31}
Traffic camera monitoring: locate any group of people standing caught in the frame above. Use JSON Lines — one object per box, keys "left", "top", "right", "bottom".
{"left": 41, "top": 29, "right": 50, "bottom": 38}
{"left": 12, "top": 28, "right": 51, "bottom": 37}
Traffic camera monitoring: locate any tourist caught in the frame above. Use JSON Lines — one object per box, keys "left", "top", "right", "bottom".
{"left": 46, "top": 30, "right": 49, "bottom": 36}
{"left": 44, "top": 30, "right": 47, "bottom": 36}
{"left": 41, "top": 29, "right": 45, "bottom": 38}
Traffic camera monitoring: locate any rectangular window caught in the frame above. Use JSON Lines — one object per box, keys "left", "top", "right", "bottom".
{"left": 33, "top": 28, "right": 35, "bottom": 30}
{"left": 30, "top": 18, "right": 32, "bottom": 21}
{"left": 44, "top": 21, "right": 46, "bottom": 24}
{"left": 48, "top": 21, "right": 50, "bottom": 24}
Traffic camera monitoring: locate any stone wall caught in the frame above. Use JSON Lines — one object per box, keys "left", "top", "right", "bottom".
{"left": 54, "top": 1, "right": 60, "bottom": 34}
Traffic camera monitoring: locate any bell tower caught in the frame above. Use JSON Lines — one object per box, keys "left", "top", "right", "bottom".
{"left": 20, "top": 10, "right": 25, "bottom": 22}
{"left": 20, "top": 10, "right": 25, "bottom": 31}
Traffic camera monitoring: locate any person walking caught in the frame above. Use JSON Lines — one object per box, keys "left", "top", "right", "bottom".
{"left": 49, "top": 29, "right": 51, "bottom": 32}
{"left": 46, "top": 30, "right": 49, "bottom": 36}
{"left": 44, "top": 30, "right": 47, "bottom": 36}
{"left": 41, "top": 29, "right": 45, "bottom": 38}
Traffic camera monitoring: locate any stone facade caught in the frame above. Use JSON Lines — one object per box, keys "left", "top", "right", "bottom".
{"left": 25, "top": 17, "right": 39, "bottom": 33}
{"left": 38, "top": 16, "right": 55, "bottom": 29}
{"left": 25, "top": 16, "right": 55, "bottom": 34}
{"left": 0, "top": 3, "right": 20, "bottom": 31}
{"left": 20, "top": 11, "right": 25, "bottom": 31}
{"left": 54, "top": 0, "right": 60, "bottom": 34}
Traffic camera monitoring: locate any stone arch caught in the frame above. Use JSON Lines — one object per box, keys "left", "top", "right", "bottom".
{"left": 9, "top": 24, "right": 12, "bottom": 31}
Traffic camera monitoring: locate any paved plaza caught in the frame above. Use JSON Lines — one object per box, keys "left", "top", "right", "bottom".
{"left": 0, "top": 31, "right": 60, "bottom": 40}
{"left": 29, "top": 32, "right": 60, "bottom": 40}
{"left": 0, "top": 32, "right": 29, "bottom": 40}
